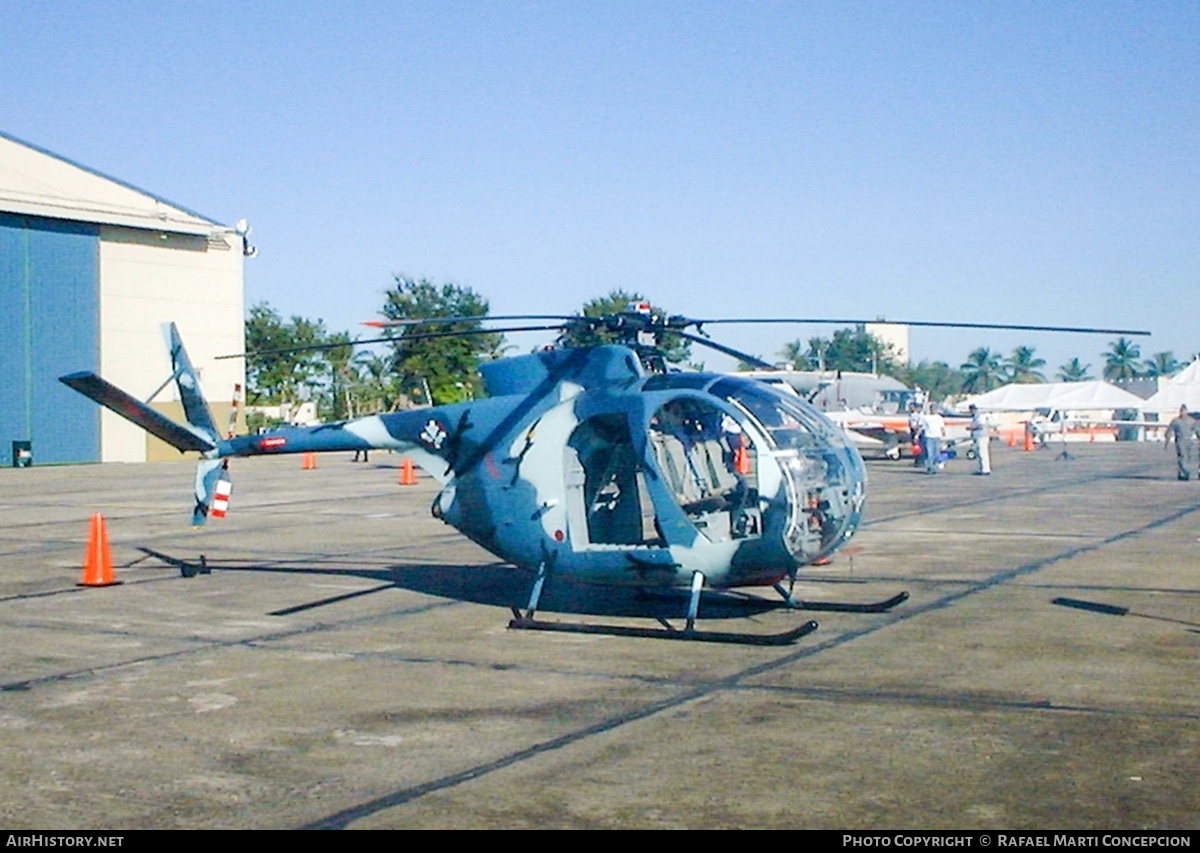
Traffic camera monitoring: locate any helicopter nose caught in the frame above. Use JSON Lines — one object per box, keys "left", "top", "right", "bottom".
{"left": 778, "top": 447, "right": 864, "bottom": 564}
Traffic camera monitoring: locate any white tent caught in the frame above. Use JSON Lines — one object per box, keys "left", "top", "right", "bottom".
{"left": 962, "top": 381, "right": 1146, "bottom": 412}
{"left": 1143, "top": 359, "right": 1200, "bottom": 416}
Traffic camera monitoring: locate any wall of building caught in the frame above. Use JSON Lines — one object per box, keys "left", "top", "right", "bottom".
{"left": 0, "top": 213, "right": 101, "bottom": 465}
{"left": 98, "top": 226, "right": 245, "bottom": 462}
{"left": 1, "top": 132, "right": 246, "bottom": 464}
{"left": 865, "top": 322, "right": 910, "bottom": 364}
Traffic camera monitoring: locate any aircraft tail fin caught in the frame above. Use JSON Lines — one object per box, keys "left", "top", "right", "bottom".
{"left": 162, "top": 322, "right": 221, "bottom": 442}
{"left": 59, "top": 322, "right": 222, "bottom": 452}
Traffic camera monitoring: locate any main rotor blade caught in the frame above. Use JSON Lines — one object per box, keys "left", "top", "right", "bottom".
{"left": 362, "top": 314, "right": 578, "bottom": 328}
{"left": 217, "top": 324, "right": 570, "bottom": 360}
{"left": 687, "top": 317, "right": 1152, "bottom": 336}
{"left": 676, "top": 331, "right": 773, "bottom": 369}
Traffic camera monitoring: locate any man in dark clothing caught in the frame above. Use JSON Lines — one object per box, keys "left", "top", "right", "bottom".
{"left": 1164, "top": 404, "right": 1199, "bottom": 480}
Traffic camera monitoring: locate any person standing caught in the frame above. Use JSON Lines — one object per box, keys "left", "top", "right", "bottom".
{"left": 922, "top": 406, "right": 946, "bottom": 474}
{"left": 908, "top": 402, "right": 925, "bottom": 467}
{"left": 969, "top": 404, "right": 991, "bottom": 475}
{"left": 1164, "top": 404, "right": 1198, "bottom": 481}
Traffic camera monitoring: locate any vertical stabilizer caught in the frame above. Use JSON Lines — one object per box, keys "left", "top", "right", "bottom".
{"left": 163, "top": 322, "right": 219, "bottom": 444}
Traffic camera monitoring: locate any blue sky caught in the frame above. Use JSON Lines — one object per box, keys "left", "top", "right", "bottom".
{"left": 3, "top": 1, "right": 1196, "bottom": 374}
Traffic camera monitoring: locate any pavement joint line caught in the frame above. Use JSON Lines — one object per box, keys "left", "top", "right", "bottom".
{"left": 800, "top": 576, "right": 1200, "bottom": 597}
{"left": 245, "top": 645, "right": 701, "bottom": 687}
{"left": 735, "top": 682, "right": 1200, "bottom": 722}
{"left": 301, "top": 678, "right": 724, "bottom": 830}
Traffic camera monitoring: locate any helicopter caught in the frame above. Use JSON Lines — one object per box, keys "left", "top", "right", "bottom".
{"left": 59, "top": 305, "right": 1150, "bottom": 645}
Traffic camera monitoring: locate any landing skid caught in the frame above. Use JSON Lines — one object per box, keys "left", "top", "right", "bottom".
{"left": 508, "top": 611, "right": 819, "bottom": 646}
{"left": 775, "top": 586, "right": 909, "bottom": 614}
{"left": 511, "top": 563, "right": 820, "bottom": 646}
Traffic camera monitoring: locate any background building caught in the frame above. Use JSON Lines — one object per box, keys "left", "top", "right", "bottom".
{"left": 864, "top": 322, "right": 910, "bottom": 365}
{"left": 0, "top": 131, "right": 245, "bottom": 464}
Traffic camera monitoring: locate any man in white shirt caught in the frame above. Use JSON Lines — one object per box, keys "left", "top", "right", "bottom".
{"left": 969, "top": 404, "right": 991, "bottom": 475}
{"left": 921, "top": 406, "right": 946, "bottom": 475}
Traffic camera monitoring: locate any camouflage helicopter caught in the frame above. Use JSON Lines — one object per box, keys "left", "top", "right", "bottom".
{"left": 60, "top": 305, "right": 1148, "bottom": 645}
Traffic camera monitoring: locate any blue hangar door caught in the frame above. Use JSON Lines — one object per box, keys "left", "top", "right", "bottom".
{"left": 0, "top": 213, "right": 100, "bottom": 465}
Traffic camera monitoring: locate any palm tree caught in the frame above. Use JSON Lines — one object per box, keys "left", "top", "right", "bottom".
{"left": 1142, "top": 351, "right": 1181, "bottom": 378}
{"left": 961, "top": 347, "right": 1004, "bottom": 393}
{"left": 1004, "top": 346, "right": 1046, "bottom": 384}
{"left": 356, "top": 351, "right": 403, "bottom": 412}
{"left": 324, "top": 332, "right": 357, "bottom": 420}
{"left": 1056, "top": 358, "right": 1092, "bottom": 382}
{"left": 807, "top": 336, "right": 828, "bottom": 371}
{"left": 777, "top": 339, "right": 811, "bottom": 370}
{"left": 1103, "top": 338, "right": 1142, "bottom": 381}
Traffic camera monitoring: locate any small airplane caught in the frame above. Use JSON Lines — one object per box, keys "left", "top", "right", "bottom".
{"left": 736, "top": 368, "right": 913, "bottom": 412}
{"left": 59, "top": 307, "right": 1149, "bottom": 644}
{"left": 741, "top": 370, "right": 971, "bottom": 459}
{"left": 821, "top": 408, "right": 973, "bottom": 460}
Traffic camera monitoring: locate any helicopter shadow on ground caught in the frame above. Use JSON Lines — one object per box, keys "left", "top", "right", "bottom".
{"left": 385, "top": 561, "right": 786, "bottom": 622}
{"left": 137, "top": 548, "right": 785, "bottom": 623}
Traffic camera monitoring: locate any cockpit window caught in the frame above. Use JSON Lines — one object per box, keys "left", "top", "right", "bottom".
{"left": 648, "top": 396, "right": 760, "bottom": 543}
{"left": 709, "top": 378, "right": 846, "bottom": 452}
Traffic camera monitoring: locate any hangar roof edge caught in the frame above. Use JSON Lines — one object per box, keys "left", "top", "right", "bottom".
{"left": 0, "top": 129, "right": 234, "bottom": 236}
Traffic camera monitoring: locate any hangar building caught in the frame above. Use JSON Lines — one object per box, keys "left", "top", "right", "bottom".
{"left": 0, "top": 131, "right": 245, "bottom": 465}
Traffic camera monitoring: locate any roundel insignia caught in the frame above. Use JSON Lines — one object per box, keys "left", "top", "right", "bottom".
{"left": 419, "top": 418, "right": 448, "bottom": 450}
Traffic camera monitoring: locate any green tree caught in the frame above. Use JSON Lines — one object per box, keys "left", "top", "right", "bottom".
{"left": 354, "top": 351, "right": 407, "bottom": 412}
{"left": 1103, "top": 337, "right": 1142, "bottom": 381}
{"left": 381, "top": 276, "right": 500, "bottom": 404}
{"left": 892, "top": 360, "right": 964, "bottom": 402}
{"left": 794, "top": 327, "right": 901, "bottom": 375}
{"left": 324, "top": 332, "right": 357, "bottom": 420}
{"left": 778, "top": 338, "right": 818, "bottom": 370}
{"left": 1004, "top": 346, "right": 1046, "bottom": 384}
{"left": 960, "top": 347, "right": 1004, "bottom": 393}
{"left": 244, "top": 302, "right": 336, "bottom": 407}
{"left": 1142, "top": 351, "right": 1180, "bottom": 378}
{"left": 1056, "top": 358, "right": 1092, "bottom": 382}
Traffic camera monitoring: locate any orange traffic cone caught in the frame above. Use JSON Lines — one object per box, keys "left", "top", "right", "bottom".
{"left": 302, "top": 451, "right": 317, "bottom": 470}
{"left": 399, "top": 457, "right": 416, "bottom": 486}
{"left": 1006, "top": 430, "right": 1017, "bottom": 448}
{"left": 79, "top": 513, "right": 120, "bottom": 587}
{"left": 1023, "top": 427, "right": 1034, "bottom": 452}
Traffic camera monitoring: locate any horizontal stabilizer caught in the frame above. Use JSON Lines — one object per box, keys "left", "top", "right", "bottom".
{"left": 59, "top": 372, "right": 216, "bottom": 454}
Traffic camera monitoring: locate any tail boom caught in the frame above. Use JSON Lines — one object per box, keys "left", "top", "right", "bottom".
{"left": 217, "top": 411, "right": 453, "bottom": 483}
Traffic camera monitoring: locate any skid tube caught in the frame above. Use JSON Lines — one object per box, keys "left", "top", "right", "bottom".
{"left": 508, "top": 611, "right": 819, "bottom": 646}
{"left": 775, "top": 587, "right": 910, "bottom": 614}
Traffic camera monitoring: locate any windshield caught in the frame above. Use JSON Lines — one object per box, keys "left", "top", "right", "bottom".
{"left": 708, "top": 378, "right": 850, "bottom": 452}
{"left": 710, "top": 376, "right": 864, "bottom": 561}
